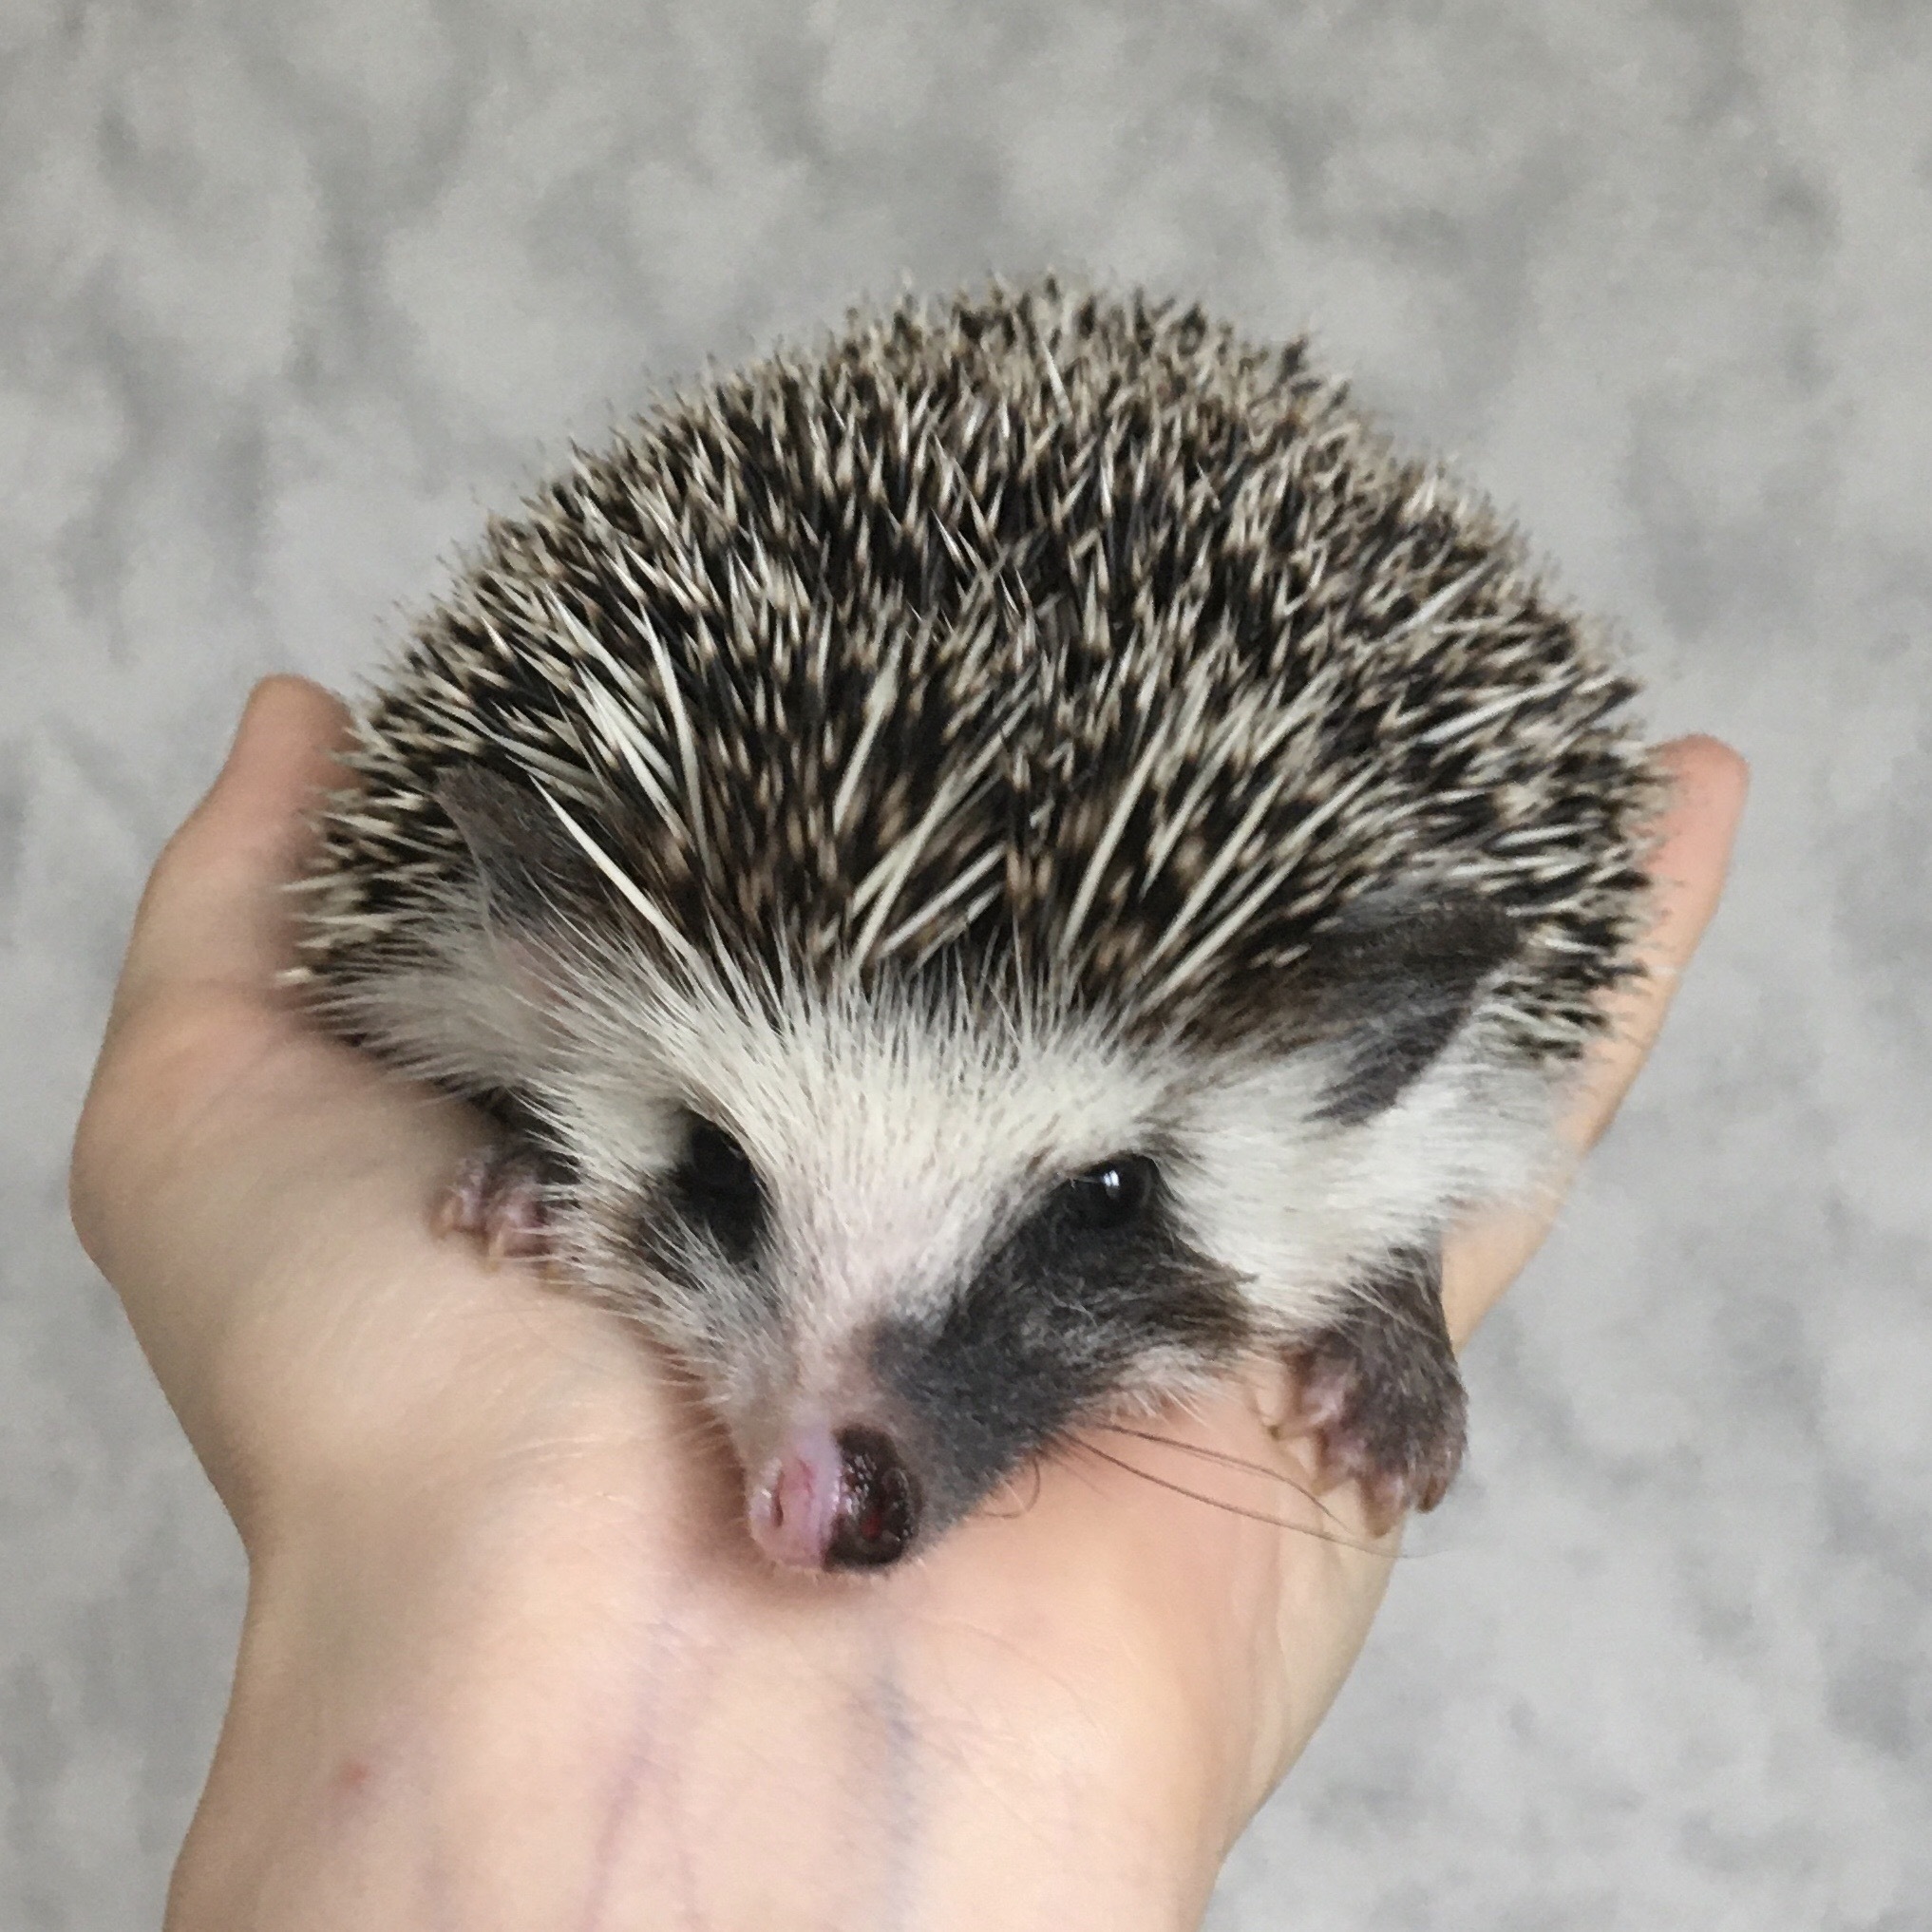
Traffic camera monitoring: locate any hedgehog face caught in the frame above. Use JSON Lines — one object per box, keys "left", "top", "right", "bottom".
{"left": 538, "top": 982, "right": 1241, "bottom": 1566}
{"left": 486, "top": 955, "right": 1540, "bottom": 1571}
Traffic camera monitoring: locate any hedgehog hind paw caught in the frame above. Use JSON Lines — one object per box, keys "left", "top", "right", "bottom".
{"left": 1289, "top": 1246, "right": 1468, "bottom": 1531}
{"left": 437, "top": 1143, "right": 557, "bottom": 1266}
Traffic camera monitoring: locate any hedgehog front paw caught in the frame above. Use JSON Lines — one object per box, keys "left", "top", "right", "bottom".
{"left": 435, "top": 1144, "right": 555, "bottom": 1265}
{"left": 1290, "top": 1245, "right": 1467, "bottom": 1529}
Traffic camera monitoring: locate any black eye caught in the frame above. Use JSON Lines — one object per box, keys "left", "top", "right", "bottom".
{"left": 1059, "top": 1154, "right": 1158, "bottom": 1232}
{"left": 674, "top": 1116, "right": 766, "bottom": 1260}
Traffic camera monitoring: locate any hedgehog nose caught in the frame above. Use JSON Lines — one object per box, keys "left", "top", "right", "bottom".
{"left": 825, "top": 1427, "right": 921, "bottom": 1569}
{"left": 748, "top": 1423, "right": 921, "bottom": 1571}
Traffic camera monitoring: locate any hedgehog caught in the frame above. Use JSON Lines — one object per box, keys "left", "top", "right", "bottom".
{"left": 290, "top": 280, "right": 1657, "bottom": 1573}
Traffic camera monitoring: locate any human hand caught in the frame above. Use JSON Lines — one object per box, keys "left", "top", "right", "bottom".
{"left": 70, "top": 676, "right": 1746, "bottom": 1930}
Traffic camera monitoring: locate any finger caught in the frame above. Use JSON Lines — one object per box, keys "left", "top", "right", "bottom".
{"left": 1560, "top": 735, "right": 1750, "bottom": 1155}
{"left": 116, "top": 676, "right": 356, "bottom": 1010}
{"left": 1441, "top": 734, "right": 1749, "bottom": 1343}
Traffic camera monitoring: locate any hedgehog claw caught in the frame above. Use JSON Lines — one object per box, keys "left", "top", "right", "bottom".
{"left": 1290, "top": 1246, "right": 1467, "bottom": 1529}
{"left": 438, "top": 1145, "right": 553, "bottom": 1265}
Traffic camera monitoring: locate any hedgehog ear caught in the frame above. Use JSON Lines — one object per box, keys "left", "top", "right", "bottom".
{"left": 435, "top": 766, "right": 598, "bottom": 936}
{"left": 1287, "top": 893, "right": 1522, "bottom": 1124}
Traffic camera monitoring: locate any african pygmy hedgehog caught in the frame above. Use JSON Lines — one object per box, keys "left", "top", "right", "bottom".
{"left": 291, "top": 280, "right": 1658, "bottom": 1571}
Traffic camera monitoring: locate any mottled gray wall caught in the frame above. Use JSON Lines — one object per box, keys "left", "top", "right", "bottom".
{"left": 3, "top": 2, "right": 1927, "bottom": 1925}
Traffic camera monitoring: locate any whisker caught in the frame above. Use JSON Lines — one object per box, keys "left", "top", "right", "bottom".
{"left": 983, "top": 1459, "right": 1046, "bottom": 1521}
{"left": 1093, "top": 1420, "right": 1304, "bottom": 1481}
{"left": 1070, "top": 1441, "right": 1393, "bottom": 1554}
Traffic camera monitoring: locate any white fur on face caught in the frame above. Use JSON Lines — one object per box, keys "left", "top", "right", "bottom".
{"left": 317, "top": 919, "right": 1566, "bottom": 1450}
{"left": 1173, "top": 1028, "right": 1561, "bottom": 1332}
{"left": 544, "top": 964, "right": 1177, "bottom": 1398}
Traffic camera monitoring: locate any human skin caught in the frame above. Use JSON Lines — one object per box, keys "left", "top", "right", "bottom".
{"left": 70, "top": 677, "right": 1746, "bottom": 1932}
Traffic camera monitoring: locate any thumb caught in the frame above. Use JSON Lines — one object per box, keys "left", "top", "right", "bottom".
{"left": 113, "top": 676, "right": 356, "bottom": 1016}
{"left": 1441, "top": 733, "right": 1749, "bottom": 1343}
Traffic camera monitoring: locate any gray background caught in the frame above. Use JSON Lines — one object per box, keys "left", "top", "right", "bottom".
{"left": 3, "top": 1, "right": 1927, "bottom": 1925}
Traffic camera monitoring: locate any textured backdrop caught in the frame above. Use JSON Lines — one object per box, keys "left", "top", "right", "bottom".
{"left": 3, "top": 3, "right": 1928, "bottom": 1926}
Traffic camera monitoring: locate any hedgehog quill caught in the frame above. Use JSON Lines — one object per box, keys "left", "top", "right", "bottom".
{"left": 291, "top": 283, "right": 1657, "bottom": 1572}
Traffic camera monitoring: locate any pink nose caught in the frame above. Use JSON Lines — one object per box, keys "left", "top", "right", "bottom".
{"left": 748, "top": 1423, "right": 920, "bottom": 1570}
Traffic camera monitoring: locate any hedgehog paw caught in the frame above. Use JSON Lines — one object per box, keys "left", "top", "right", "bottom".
{"left": 436, "top": 1144, "right": 554, "bottom": 1265}
{"left": 1290, "top": 1245, "right": 1467, "bottom": 1529}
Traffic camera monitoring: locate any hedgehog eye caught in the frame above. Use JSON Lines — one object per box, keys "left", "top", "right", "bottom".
{"left": 1059, "top": 1154, "right": 1158, "bottom": 1232}
{"left": 675, "top": 1116, "right": 766, "bottom": 1261}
